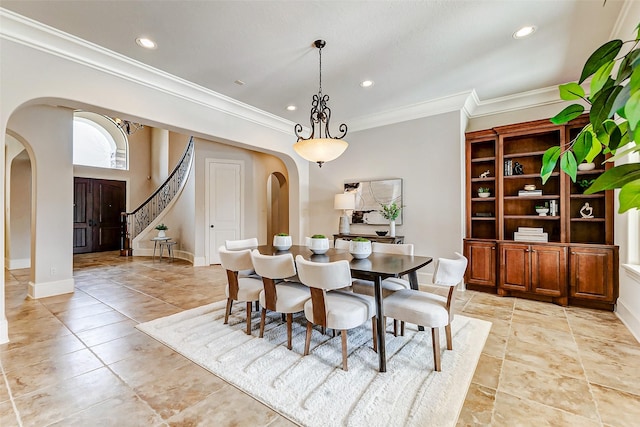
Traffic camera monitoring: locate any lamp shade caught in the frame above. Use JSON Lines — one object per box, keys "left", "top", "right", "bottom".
{"left": 293, "top": 138, "right": 348, "bottom": 165}
{"left": 334, "top": 193, "right": 355, "bottom": 210}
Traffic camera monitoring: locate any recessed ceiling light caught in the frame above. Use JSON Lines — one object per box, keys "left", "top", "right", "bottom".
{"left": 136, "top": 37, "right": 157, "bottom": 49}
{"left": 360, "top": 80, "right": 374, "bottom": 88}
{"left": 513, "top": 26, "right": 536, "bottom": 39}
{"left": 234, "top": 80, "right": 245, "bottom": 86}
{"left": 286, "top": 105, "right": 297, "bottom": 111}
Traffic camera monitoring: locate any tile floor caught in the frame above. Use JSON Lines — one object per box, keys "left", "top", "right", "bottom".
{"left": 1, "top": 251, "right": 639, "bottom": 426}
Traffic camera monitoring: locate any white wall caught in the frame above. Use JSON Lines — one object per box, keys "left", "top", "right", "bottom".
{"left": 308, "top": 111, "right": 465, "bottom": 282}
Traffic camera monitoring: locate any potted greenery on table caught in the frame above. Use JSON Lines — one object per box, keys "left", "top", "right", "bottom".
{"left": 349, "top": 237, "right": 372, "bottom": 259}
{"left": 380, "top": 202, "right": 402, "bottom": 237}
{"left": 155, "top": 223, "right": 168, "bottom": 238}
{"left": 273, "top": 233, "right": 292, "bottom": 251}
{"left": 306, "top": 234, "right": 329, "bottom": 254}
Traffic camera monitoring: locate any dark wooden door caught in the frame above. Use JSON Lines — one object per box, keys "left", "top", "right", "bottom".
{"left": 464, "top": 240, "right": 496, "bottom": 288}
{"left": 569, "top": 247, "right": 615, "bottom": 302}
{"left": 500, "top": 243, "right": 530, "bottom": 292}
{"left": 531, "top": 244, "right": 566, "bottom": 297}
{"left": 74, "top": 178, "right": 126, "bottom": 254}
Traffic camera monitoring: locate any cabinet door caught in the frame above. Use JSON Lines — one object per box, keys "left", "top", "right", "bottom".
{"left": 500, "top": 243, "right": 530, "bottom": 292}
{"left": 464, "top": 240, "right": 496, "bottom": 288}
{"left": 570, "top": 247, "right": 615, "bottom": 302}
{"left": 531, "top": 245, "right": 566, "bottom": 297}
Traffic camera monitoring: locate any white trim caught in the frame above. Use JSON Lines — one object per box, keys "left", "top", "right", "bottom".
{"left": 204, "top": 158, "right": 245, "bottom": 265}
{"left": 0, "top": 318, "right": 8, "bottom": 344}
{"left": 27, "top": 278, "right": 74, "bottom": 299}
{"left": 616, "top": 299, "right": 640, "bottom": 343}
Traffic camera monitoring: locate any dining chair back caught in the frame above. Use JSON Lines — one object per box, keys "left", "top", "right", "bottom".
{"left": 334, "top": 238, "right": 351, "bottom": 250}
{"left": 371, "top": 242, "right": 414, "bottom": 255}
{"left": 250, "top": 250, "right": 310, "bottom": 349}
{"left": 295, "top": 255, "right": 377, "bottom": 370}
{"left": 225, "top": 237, "right": 259, "bottom": 250}
{"left": 218, "top": 246, "right": 263, "bottom": 335}
{"left": 383, "top": 252, "right": 468, "bottom": 371}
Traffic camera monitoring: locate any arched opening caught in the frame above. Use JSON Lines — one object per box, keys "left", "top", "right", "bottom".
{"left": 73, "top": 111, "right": 128, "bottom": 170}
{"left": 266, "top": 172, "right": 289, "bottom": 240}
{"left": 5, "top": 137, "right": 32, "bottom": 270}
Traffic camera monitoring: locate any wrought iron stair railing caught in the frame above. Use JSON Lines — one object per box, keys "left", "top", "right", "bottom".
{"left": 120, "top": 137, "right": 194, "bottom": 255}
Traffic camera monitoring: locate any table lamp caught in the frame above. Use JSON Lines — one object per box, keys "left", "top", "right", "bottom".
{"left": 334, "top": 193, "right": 355, "bottom": 235}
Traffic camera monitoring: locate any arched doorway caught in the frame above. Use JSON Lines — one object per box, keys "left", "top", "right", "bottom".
{"left": 267, "top": 172, "right": 289, "bottom": 240}
{"left": 5, "top": 136, "right": 32, "bottom": 270}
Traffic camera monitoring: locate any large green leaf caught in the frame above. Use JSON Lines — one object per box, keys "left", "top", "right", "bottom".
{"left": 611, "top": 83, "right": 631, "bottom": 118}
{"left": 585, "top": 163, "right": 640, "bottom": 193}
{"left": 572, "top": 130, "right": 591, "bottom": 164}
{"left": 540, "top": 146, "right": 561, "bottom": 183}
{"left": 560, "top": 151, "right": 577, "bottom": 182}
{"left": 591, "top": 62, "right": 615, "bottom": 95}
{"left": 590, "top": 85, "right": 622, "bottom": 133}
{"left": 559, "top": 82, "right": 585, "bottom": 100}
{"left": 550, "top": 104, "right": 584, "bottom": 125}
{"left": 626, "top": 90, "right": 640, "bottom": 131}
{"left": 615, "top": 48, "right": 640, "bottom": 84}
{"left": 618, "top": 179, "right": 640, "bottom": 212}
{"left": 579, "top": 40, "right": 623, "bottom": 84}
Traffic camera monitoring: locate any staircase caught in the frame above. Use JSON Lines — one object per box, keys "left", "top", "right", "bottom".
{"left": 120, "top": 137, "right": 194, "bottom": 255}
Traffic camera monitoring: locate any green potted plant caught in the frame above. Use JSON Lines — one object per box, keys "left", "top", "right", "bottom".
{"left": 578, "top": 178, "right": 596, "bottom": 192}
{"left": 380, "top": 202, "right": 402, "bottom": 237}
{"left": 273, "top": 232, "right": 292, "bottom": 251}
{"left": 541, "top": 20, "right": 640, "bottom": 212}
{"left": 155, "top": 223, "right": 168, "bottom": 238}
{"left": 535, "top": 205, "right": 549, "bottom": 216}
{"left": 477, "top": 187, "right": 491, "bottom": 198}
{"left": 349, "top": 237, "right": 372, "bottom": 259}
{"left": 306, "top": 234, "right": 329, "bottom": 254}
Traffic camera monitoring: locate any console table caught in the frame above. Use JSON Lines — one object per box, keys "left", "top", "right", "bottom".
{"left": 333, "top": 233, "right": 404, "bottom": 245}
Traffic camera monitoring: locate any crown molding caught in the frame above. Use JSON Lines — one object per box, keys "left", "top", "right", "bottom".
{"left": 0, "top": 8, "right": 296, "bottom": 135}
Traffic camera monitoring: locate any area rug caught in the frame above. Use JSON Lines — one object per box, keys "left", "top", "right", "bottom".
{"left": 137, "top": 300, "right": 491, "bottom": 427}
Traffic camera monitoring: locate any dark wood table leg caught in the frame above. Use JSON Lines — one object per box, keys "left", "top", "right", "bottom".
{"left": 374, "top": 275, "right": 386, "bottom": 372}
{"left": 408, "top": 271, "right": 425, "bottom": 332}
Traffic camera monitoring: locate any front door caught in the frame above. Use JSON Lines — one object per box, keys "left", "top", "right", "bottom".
{"left": 74, "top": 177, "right": 126, "bottom": 253}
{"left": 207, "top": 160, "right": 242, "bottom": 264}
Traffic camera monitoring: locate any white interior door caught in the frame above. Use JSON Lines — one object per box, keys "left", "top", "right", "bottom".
{"left": 207, "top": 160, "right": 242, "bottom": 264}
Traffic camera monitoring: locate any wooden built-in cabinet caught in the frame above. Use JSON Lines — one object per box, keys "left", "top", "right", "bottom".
{"left": 464, "top": 116, "right": 619, "bottom": 310}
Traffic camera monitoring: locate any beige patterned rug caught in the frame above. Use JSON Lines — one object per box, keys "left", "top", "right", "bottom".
{"left": 137, "top": 300, "right": 491, "bottom": 427}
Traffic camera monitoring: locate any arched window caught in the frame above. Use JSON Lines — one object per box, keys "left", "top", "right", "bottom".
{"left": 73, "top": 112, "right": 128, "bottom": 170}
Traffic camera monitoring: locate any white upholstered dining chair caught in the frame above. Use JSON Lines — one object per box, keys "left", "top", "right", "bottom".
{"left": 218, "top": 246, "right": 263, "bottom": 335}
{"left": 334, "top": 238, "right": 351, "bottom": 250}
{"left": 383, "top": 252, "right": 468, "bottom": 371}
{"left": 250, "top": 250, "right": 310, "bottom": 350}
{"left": 295, "top": 255, "right": 377, "bottom": 371}
{"left": 225, "top": 238, "right": 260, "bottom": 279}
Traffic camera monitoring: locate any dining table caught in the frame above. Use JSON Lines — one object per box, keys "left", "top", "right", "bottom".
{"left": 257, "top": 245, "right": 433, "bottom": 372}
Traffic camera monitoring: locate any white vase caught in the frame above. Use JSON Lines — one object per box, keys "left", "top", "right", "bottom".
{"left": 157, "top": 230, "right": 166, "bottom": 238}
{"left": 305, "top": 236, "right": 330, "bottom": 254}
{"left": 273, "top": 235, "right": 292, "bottom": 251}
{"left": 389, "top": 220, "right": 396, "bottom": 237}
{"left": 349, "top": 240, "right": 372, "bottom": 259}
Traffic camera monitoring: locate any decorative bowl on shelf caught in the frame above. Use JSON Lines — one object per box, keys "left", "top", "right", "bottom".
{"left": 524, "top": 184, "right": 536, "bottom": 191}
{"left": 577, "top": 162, "right": 596, "bottom": 171}
{"left": 375, "top": 231, "right": 388, "bottom": 236}
{"left": 536, "top": 207, "right": 549, "bottom": 216}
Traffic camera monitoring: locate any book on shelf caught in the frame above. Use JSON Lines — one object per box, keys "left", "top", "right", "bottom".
{"left": 517, "top": 227, "right": 544, "bottom": 234}
{"left": 518, "top": 190, "right": 543, "bottom": 196}
{"left": 514, "top": 232, "right": 548, "bottom": 242}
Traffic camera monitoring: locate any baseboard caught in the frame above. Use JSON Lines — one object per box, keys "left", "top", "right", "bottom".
{"left": 616, "top": 299, "right": 640, "bottom": 343}
{"left": 28, "top": 278, "right": 74, "bottom": 299}
{"left": 133, "top": 248, "right": 195, "bottom": 264}
{"left": 5, "top": 257, "right": 30, "bottom": 270}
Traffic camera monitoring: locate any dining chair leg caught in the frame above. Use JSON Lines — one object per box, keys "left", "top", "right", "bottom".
{"left": 255, "top": 301, "right": 259, "bottom": 312}
{"left": 432, "top": 327, "right": 441, "bottom": 372}
{"left": 304, "top": 322, "right": 313, "bottom": 356}
{"left": 445, "top": 323, "right": 453, "bottom": 350}
{"left": 341, "top": 330, "right": 348, "bottom": 371}
{"left": 401, "top": 321, "right": 405, "bottom": 336}
{"left": 393, "top": 319, "right": 398, "bottom": 337}
{"left": 259, "top": 308, "right": 267, "bottom": 338}
{"left": 246, "top": 301, "right": 252, "bottom": 335}
{"left": 371, "top": 317, "right": 378, "bottom": 353}
{"left": 286, "top": 313, "right": 293, "bottom": 350}
{"left": 224, "top": 299, "right": 232, "bottom": 324}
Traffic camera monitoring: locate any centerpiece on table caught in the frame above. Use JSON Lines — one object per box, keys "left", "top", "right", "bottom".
{"left": 155, "top": 223, "right": 168, "bottom": 238}
{"left": 349, "top": 237, "right": 372, "bottom": 259}
{"left": 273, "top": 233, "right": 292, "bottom": 251}
{"left": 306, "top": 234, "right": 329, "bottom": 254}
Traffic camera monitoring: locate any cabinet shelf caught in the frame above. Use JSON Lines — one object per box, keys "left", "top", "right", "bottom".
{"left": 503, "top": 195, "right": 559, "bottom": 200}
{"left": 471, "top": 156, "right": 495, "bottom": 163}
{"left": 472, "top": 216, "right": 496, "bottom": 220}
{"left": 503, "top": 150, "right": 547, "bottom": 159}
{"left": 471, "top": 177, "right": 496, "bottom": 182}
{"left": 504, "top": 215, "right": 561, "bottom": 220}
{"left": 472, "top": 197, "right": 495, "bottom": 201}
{"left": 503, "top": 172, "right": 558, "bottom": 179}
{"left": 570, "top": 217, "right": 606, "bottom": 222}
{"left": 570, "top": 193, "right": 605, "bottom": 199}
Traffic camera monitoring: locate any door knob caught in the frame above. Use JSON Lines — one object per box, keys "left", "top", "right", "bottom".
{"left": 210, "top": 225, "right": 214, "bottom": 228}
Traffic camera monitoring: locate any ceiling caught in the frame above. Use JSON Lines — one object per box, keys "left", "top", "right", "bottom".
{"left": 0, "top": 0, "right": 628, "bottom": 127}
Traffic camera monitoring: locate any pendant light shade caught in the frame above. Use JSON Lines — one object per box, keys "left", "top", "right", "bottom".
{"left": 294, "top": 40, "right": 348, "bottom": 168}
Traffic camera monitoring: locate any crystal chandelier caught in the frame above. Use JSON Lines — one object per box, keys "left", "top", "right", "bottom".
{"left": 293, "top": 40, "right": 348, "bottom": 168}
